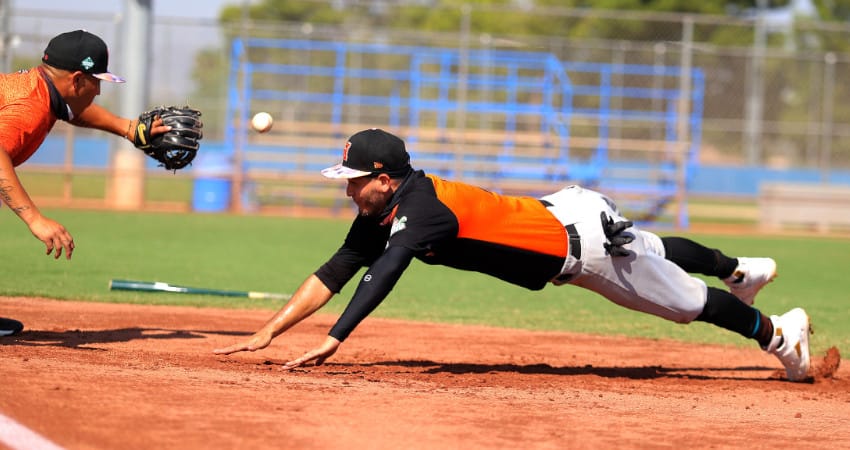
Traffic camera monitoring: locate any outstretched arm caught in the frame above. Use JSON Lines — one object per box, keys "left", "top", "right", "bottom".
{"left": 0, "top": 149, "right": 74, "bottom": 259}
{"left": 71, "top": 103, "right": 169, "bottom": 142}
{"left": 213, "top": 274, "right": 334, "bottom": 355}
{"left": 284, "top": 245, "right": 415, "bottom": 368}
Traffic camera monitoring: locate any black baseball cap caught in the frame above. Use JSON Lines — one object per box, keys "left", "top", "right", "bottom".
{"left": 321, "top": 128, "right": 412, "bottom": 179}
{"left": 42, "top": 30, "right": 125, "bottom": 83}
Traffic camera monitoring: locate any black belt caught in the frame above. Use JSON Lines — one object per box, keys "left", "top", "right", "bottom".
{"left": 540, "top": 198, "right": 582, "bottom": 261}
{"left": 565, "top": 223, "right": 581, "bottom": 261}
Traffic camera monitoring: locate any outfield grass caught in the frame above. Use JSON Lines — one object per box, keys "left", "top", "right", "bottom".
{"left": 1, "top": 208, "right": 847, "bottom": 355}
{"left": 17, "top": 171, "right": 194, "bottom": 203}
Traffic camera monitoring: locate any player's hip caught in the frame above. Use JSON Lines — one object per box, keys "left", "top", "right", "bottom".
{"left": 540, "top": 185, "right": 619, "bottom": 284}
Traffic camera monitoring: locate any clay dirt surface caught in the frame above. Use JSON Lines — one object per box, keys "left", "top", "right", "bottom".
{"left": 1, "top": 297, "right": 848, "bottom": 450}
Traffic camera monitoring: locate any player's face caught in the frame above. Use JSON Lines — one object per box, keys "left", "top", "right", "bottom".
{"left": 67, "top": 72, "right": 101, "bottom": 113}
{"left": 346, "top": 174, "right": 392, "bottom": 217}
{"left": 78, "top": 73, "right": 101, "bottom": 99}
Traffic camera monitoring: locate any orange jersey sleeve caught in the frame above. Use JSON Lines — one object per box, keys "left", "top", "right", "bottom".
{"left": 0, "top": 69, "right": 56, "bottom": 166}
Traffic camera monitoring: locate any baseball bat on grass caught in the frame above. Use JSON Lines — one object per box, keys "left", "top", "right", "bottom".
{"left": 109, "top": 279, "right": 291, "bottom": 300}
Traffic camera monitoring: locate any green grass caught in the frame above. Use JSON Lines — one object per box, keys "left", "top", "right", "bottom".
{"left": 17, "top": 171, "right": 194, "bottom": 202}
{"left": 1, "top": 208, "right": 848, "bottom": 355}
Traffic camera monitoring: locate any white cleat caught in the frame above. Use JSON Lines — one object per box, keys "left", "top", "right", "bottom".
{"left": 724, "top": 257, "right": 777, "bottom": 305}
{"left": 765, "top": 308, "right": 811, "bottom": 382}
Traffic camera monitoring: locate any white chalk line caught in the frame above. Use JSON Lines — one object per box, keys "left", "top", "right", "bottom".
{"left": 0, "top": 412, "right": 65, "bottom": 450}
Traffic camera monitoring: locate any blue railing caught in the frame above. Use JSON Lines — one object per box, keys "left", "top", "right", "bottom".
{"left": 226, "top": 38, "right": 704, "bottom": 223}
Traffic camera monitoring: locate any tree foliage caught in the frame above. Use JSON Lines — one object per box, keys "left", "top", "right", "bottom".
{"left": 213, "top": 0, "right": 847, "bottom": 47}
{"left": 196, "top": 0, "right": 850, "bottom": 161}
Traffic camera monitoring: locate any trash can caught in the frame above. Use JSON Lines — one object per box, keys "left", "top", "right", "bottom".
{"left": 192, "top": 152, "right": 233, "bottom": 212}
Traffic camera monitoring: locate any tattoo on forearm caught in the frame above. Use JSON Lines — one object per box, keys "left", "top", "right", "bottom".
{"left": 0, "top": 177, "right": 29, "bottom": 215}
{"left": 0, "top": 178, "right": 12, "bottom": 202}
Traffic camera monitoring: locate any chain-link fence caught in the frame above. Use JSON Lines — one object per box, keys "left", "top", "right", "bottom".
{"left": 4, "top": 4, "right": 850, "bottom": 215}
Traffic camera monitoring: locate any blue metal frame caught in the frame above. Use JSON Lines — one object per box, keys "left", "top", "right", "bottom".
{"left": 226, "top": 38, "right": 704, "bottom": 224}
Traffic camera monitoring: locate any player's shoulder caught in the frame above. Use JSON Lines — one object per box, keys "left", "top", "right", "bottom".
{"left": 0, "top": 70, "right": 48, "bottom": 112}
{"left": 399, "top": 174, "right": 441, "bottom": 206}
{"left": 396, "top": 178, "right": 454, "bottom": 224}
{"left": 0, "top": 67, "right": 42, "bottom": 91}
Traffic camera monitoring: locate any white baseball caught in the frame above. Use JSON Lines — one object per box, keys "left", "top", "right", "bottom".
{"left": 251, "top": 112, "right": 273, "bottom": 133}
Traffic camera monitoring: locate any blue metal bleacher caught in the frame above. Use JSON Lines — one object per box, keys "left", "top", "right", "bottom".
{"left": 225, "top": 37, "right": 703, "bottom": 223}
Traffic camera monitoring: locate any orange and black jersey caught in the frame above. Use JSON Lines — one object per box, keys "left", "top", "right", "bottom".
{"left": 316, "top": 170, "right": 569, "bottom": 341}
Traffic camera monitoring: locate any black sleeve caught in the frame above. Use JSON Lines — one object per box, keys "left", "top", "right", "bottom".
{"left": 315, "top": 216, "right": 391, "bottom": 293}
{"left": 328, "top": 245, "right": 415, "bottom": 342}
{"left": 314, "top": 248, "right": 369, "bottom": 294}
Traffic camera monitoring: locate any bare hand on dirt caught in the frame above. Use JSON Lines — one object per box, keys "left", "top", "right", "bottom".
{"left": 283, "top": 336, "right": 340, "bottom": 369}
{"left": 213, "top": 331, "right": 274, "bottom": 355}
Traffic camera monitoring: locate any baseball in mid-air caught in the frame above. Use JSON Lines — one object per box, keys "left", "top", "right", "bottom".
{"left": 251, "top": 112, "right": 273, "bottom": 133}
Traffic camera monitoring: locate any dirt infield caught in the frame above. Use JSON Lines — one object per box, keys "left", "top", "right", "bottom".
{"left": 1, "top": 297, "right": 847, "bottom": 450}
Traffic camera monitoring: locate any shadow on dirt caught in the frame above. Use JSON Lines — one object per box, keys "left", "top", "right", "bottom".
{"left": 3, "top": 328, "right": 251, "bottom": 349}
{"left": 359, "top": 359, "right": 780, "bottom": 381}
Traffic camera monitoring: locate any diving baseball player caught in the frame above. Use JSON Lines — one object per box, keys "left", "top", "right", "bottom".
{"left": 215, "top": 128, "right": 810, "bottom": 382}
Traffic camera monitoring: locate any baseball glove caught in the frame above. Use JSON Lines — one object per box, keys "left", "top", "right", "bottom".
{"left": 133, "top": 106, "right": 203, "bottom": 171}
